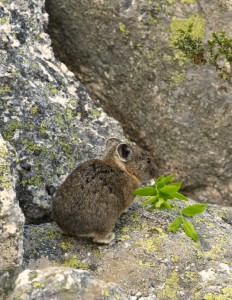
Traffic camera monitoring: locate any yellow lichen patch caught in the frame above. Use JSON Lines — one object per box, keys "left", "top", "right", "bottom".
{"left": 118, "top": 234, "right": 131, "bottom": 242}
{"left": 138, "top": 260, "right": 154, "bottom": 267}
{"left": 104, "top": 289, "right": 110, "bottom": 297}
{"left": 171, "top": 255, "right": 179, "bottom": 263}
{"left": 180, "top": 0, "right": 196, "bottom": 4}
{"left": 158, "top": 271, "right": 179, "bottom": 299}
{"left": 63, "top": 255, "right": 88, "bottom": 270}
{"left": 185, "top": 271, "right": 197, "bottom": 282}
{"left": 192, "top": 237, "right": 228, "bottom": 261}
{"left": 32, "top": 281, "right": 45, "bottom": 288}
{"left": 136, "top": 228, "right": 167, "bottom": 253}
{"left": 170, "top": 70, "right": 185, "bottom": 85}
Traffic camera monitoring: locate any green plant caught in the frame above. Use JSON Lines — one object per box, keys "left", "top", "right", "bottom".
{"left": 208, "top": 32, "right": 232, "bottom": 79}
{"left": 173, "top": 23, "right": 206, "bottom": 64}
{"left": 133, "top": 174, "right": 207, "bottom": 241}
{"left": 173, "top": 24, "right": 232, "bottom": 79}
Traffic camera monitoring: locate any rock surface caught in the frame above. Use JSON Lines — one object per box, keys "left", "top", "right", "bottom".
{"left": 21, "top": 200, "right": 232, "bottom": 300}
{"left": 0, "top": 135, "right": 24, "bottom": 299}
{"left": 11, "top": 267, "right": 126, "bottom": 300}
{"left": 0, "top": 0, "right": 123, "bottom": 224}
{"left": 46, "top": 0, "right": 232, "bottom": 206}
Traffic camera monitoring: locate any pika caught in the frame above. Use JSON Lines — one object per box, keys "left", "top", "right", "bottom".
{"left": 53, "top": 138, "right": 158, "bottom": 244}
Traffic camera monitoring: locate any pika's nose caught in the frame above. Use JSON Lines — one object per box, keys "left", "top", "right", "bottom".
{"left": 151, "top": 168, "right": 159, "bottom": 178}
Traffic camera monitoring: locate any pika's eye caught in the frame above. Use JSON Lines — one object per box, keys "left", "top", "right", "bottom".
{"left": 146, "top": 157, "right": 151, "bottom": 163}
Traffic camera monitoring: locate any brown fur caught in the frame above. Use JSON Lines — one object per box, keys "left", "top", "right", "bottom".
{"left": 53, "top": 138, "right": 158, "bottom": 244}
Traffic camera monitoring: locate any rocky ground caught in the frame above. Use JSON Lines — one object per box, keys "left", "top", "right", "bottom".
{"left": 18, "top": 199, "right": 232, "bottom": 299}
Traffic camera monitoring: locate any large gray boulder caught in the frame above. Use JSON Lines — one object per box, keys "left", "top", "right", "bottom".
{"left": 0, "top": 135, "right": 24, "bottom": 299}
{"left": 0, "top": 0, "right": 123, "bottom": 223}
{"left": 46, "top": 0, "right": 232, "bottom": 206}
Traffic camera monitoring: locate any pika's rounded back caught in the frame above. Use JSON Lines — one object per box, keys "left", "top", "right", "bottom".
{"left": 53, "top": 138, "right": 158, "bottom": 244}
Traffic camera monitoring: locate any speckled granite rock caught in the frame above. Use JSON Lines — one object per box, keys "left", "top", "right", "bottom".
{"left": 46, "top": 0, "right": 232, "bottom": 206}
{"left": 0, "top": 0, "right": 123, "bottom": 223}
{"left": 11, "top": 267, "right": 126, "bottom": 300}
{"left": 0, "top": 135, "right": 24, "bottom": 299}
{"left": 21, "top": 200, "right": 232, "bottom": 300}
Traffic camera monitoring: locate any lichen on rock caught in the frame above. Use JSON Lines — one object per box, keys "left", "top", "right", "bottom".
{"left": 0, "top": 0, "right": 123, "bottom": 223}
{"left": 0, "top": 135, "right": 24, "bottom": 299}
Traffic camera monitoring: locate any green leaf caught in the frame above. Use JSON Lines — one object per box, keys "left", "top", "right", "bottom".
{"left": 181, "top": 204, "right": 208, "bottom": 216}
{"left": 155, "top": 198, "right": 164, "bottom": 208}
{"left": 183, "top": 219, "right": 199, "bottom": 241}
{"left": 160, "top": 201, "right": 172, "bottom": 209}
{"left": 142, "top": 195, "right": 158, "bottom": 206}
{"left": 173, "top": 192, "right": 188, "bottom": 201}
{"left": 159, "top": 184, "right": 180, "bottom": 195}
{"left": 156, "top": 174, "right": 176, "bottom": 188}
{"left": 133, "top": 186, "right": 156, "bottom": 196}
{"left": 155, "top": 175, "right": 164, "bottom": 183}
{"left": 159, "top": 191, "right": 174, "bottom": 201}
{"left": 168, "top": 216, "right": 183, "bottom": 232}
{"left": 168, "top": 182, "right": 182, "bottom": 188}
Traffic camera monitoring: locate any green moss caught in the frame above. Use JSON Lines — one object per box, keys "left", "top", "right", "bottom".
{"left": 92, "top": 249, "right": 101, "bottom": 257}
{"left": 30, "top": 228, "right": 43, "bottom": 235}
{"left": 61, "top": 241, "right": 73, "bottom": 250}
{"left": 25, "top": 140, "right": 47, "bottom": 154}
{"left": 69, "top": 99, "right": 78, "bottom": 106}
{"left": 48, "top": 83, "right": 58, "bottom": 94}
{"left": 0, "top": 85, "right": 12, "bottom": 94}
{"left": 60, "top": 141, "right": 72, "bottom": 154}
{"left": 39, "top": 123, "right": 47, "bottom": 134}
{"left": 38, "top": 226, "right": 59, "bottom": 242}
{"left": 31, "top": 62, "right": 40, "bottom": 70}
{"left": 63, "top": 255, "right": 88, "bottom": 270}
{"left": 55, "top": 112, "right": 66, "bottom": 127}
{"left": 2, "top": 119, "right": 23, "bottom": 141}
{"left": 0, "top": 17, "right": 7, "bottom": 24}
{"left": 0, "top": 144, "right": 11, "bottom": 189}
{"left": 21, "top": 175, "right": 44, "bottom": 188}
{"left": 29, "top": 105, "right": 39, "bottom": 115}
{"left": 66, "top": 108, "right": 73, "bottom": 121}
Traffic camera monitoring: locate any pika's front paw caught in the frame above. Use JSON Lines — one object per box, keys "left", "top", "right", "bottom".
{"left": 93, "top": 232, "right": 115, "bottom": 244}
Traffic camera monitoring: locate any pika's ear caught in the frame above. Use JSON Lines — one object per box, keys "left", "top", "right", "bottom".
{"left": 116, "top": 143, "right": 132, "bottom": 162}
{"left": 106, "top": 138, "right": 121, "bottom": 150}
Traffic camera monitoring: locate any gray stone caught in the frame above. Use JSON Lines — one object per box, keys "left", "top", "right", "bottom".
{"left": 11, "top": 267, "right": 126, "bottom": 300}
{"left": 0, "top": 0, "right": 123, "bottom": 223}
{"left": 0, "top": 134, "right": 24, "bottom": 299}
{"left": 46, "top": 0, "right": 232, "bottom": 206}
{"left": 21, "top": 199, "right": 232, "bottom": 300}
